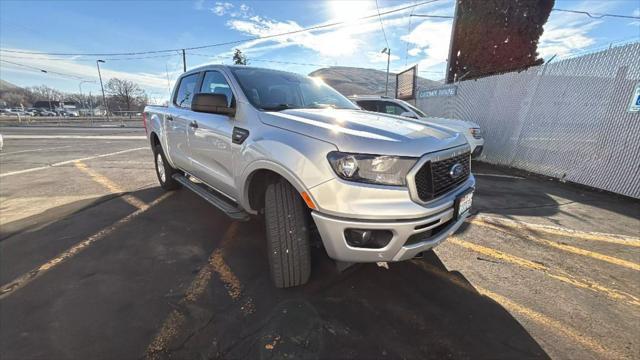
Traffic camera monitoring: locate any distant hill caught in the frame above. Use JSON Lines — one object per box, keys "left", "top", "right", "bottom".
{"left": 0, "top": 79, "right": 20, "bottom": 91}
{"left": 309, "top": 66, "right": 441, "bottom": 97}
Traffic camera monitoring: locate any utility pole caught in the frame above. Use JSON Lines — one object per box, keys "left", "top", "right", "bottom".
{"left": 382, "top": 48, "right": 391, "bottom": 96}
{"left": 182, "top": 49, "right": 186, "bottom": 72}
{"left": 96, "top": 60, "right": 110, "bottom": 121}
{"left": 445, "top": 0, "right": 460, "bottom": 83}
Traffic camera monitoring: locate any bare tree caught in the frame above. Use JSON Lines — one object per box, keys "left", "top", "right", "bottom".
{"left": 105, "top": 78, "right": 147, "bottom": 111}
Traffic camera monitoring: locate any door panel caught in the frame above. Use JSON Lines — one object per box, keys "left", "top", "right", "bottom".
{"left": 166, "top": 72, "right": 200, "bottom": 169}
{"left": 187, "top": 112, "right": 236, "bottom": 199}
{"left": 186, "top": 70, "right": 237, "bottom": 200}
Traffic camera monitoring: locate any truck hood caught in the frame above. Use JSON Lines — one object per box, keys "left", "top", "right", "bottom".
{"left": 259, "top": 109, "right": 467, "bottom": 157}
{"left": 418, "top": 116, "right": 480, "bottom": 132}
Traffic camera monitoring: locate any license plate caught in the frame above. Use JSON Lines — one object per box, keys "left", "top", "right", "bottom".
{"left": 456, "top": 191, "right": 473, "bottom": 218}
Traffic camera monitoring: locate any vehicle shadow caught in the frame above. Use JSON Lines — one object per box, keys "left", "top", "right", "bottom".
{"left": 169, "top": 218, "right": 550, "bottom": 360}
{"left": 1, "top": 188, "right": 548, "bottom": 359}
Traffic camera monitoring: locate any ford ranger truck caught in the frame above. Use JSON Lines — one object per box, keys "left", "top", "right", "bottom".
{"left": 144, "top": 65, "right": 475, "bottom": 288}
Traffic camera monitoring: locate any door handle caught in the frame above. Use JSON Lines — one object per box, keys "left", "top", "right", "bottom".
{"left": 189, "top": 121, "right": 198, "bottom": 129}
{"left": 166, "top": 115, "right": 174, "bottom": 121}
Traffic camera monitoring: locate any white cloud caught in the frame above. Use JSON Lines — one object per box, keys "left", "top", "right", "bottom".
{"left": 0, "top": 48, "right": 176, "bottom": 94}
{"left": 367, "top": 51, "right": 400, "bottom": 63}
{"left": 407, "top": 47, "right": 422, "bottom": 56}
{"left": 401, "top": 19, "right": 452, "bottom": 68}
{"left": 538, "top": 18, "right": 600, "bottom": 58}
{"left": 212, "top": 2, "right": 233, "bottom": 16}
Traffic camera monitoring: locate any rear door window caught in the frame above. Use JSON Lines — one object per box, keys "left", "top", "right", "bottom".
{"left": 174, "top": 73, "right": 200, "bottom": 108}
{"left": 200, "top": 71, "right": 234, "bottom": 107}
{"left": 356, "top": 100, "right": 379, "bottom": 112}
{"left": 381, "top": 101, "right": 407, "bottom": 115}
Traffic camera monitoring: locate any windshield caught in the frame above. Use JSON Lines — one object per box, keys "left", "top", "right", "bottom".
{"left": 230, "top": 67, "right": 359, "bottom": 111}
{"left": 401, "top": 100, "right": 427, "bottom": 117}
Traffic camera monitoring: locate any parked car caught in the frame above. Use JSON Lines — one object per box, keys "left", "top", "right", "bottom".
{"left": 36, "top": 108, "right": 56, "bottom": 116}
{"left": 350, "top": 95, "right": 485, "bottom": 157}
{"left": 145, "top": 65, "right": 474, "bottom": 288}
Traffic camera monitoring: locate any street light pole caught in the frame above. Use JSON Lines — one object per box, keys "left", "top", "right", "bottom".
{"left": 96, "top": 60, "right": 109, "bottom": 121}
{"left": 382, "top": 48, "right": 391, "bottom": 97}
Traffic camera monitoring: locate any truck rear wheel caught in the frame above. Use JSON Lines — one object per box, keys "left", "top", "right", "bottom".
{"left": 264, "top": 178, "right": 311, "bottom": 288}
{"left": 154, "top": 145, "right": 180, "bottom": 190}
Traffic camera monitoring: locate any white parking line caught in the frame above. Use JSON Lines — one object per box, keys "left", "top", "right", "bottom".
{"left": 0, "top": 145, "right": 73, "bottom": 156}
{"left": 0, "top": 147, "right": 147, "bottom": 178}
{"left": 3, "top": 135, "right": 147, "bottom": 140}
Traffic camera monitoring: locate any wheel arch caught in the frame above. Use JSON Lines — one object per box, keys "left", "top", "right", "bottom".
{"left": 242, "top": 161, "right": 313, "bottom": 214}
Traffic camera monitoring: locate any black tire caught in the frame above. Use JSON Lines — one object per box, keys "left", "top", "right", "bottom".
{"left": 153, "top": 144, "right": 180, "bottom": 190}
{"left": 264, "top": 178, "right": 311, "bottom": 288}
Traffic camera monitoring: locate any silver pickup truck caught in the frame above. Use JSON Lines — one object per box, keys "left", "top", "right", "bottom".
{"left": 144, "top": 65, "right": 475, "bottom": 288}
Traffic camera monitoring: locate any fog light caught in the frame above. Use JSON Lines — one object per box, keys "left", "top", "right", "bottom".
{"left": 345, "top": 229, "right": 392, "bottom": 249}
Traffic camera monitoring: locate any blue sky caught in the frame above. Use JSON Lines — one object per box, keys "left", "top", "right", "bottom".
{"left": 1, "top": 0, "right": 638, "bottom": 103}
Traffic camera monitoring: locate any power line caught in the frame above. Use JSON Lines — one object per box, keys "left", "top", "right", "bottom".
{"left": 410, "top": 14, "right": 454, "bottom": 18}
{"left": 0, "top": 0, "right": 442, "bottom": 57}
{"left": 552, "top": 8, "right": 640, "bottom": 20}
{"left": 0, "top": 59, "right": 89, "bottom": 80}
{"left": 375, "top": 0, "right": 390, "bottom": 50}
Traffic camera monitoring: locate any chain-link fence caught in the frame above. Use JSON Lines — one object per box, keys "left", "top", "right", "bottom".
{"left": 416, "top": 42, "right": 640, "bottom": 198}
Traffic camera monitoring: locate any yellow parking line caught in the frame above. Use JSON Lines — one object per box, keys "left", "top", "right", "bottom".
{"left": 472, "top": 219, "right": 640, "bottom": 271}
{"left": 448, "top": 238, "right": 640, "bottom": 307}
{"left": 74, "top": 161, "right": 147, "bottom": 209}
{"left": 146, "top": 222, "right": 254, "bottom": 359}
{"left": 0, "top": 192, "right": 173, "bottom": 300}
{"left": 413, "top": 261, "right": 625, "bottom": 359}
{"left": 471, "top": 216, "right": 640, "bottom": 247}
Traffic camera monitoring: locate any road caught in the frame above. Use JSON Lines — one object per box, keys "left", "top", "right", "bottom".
{"left": 1, "top": 126, "right": 638, "bottom": 359}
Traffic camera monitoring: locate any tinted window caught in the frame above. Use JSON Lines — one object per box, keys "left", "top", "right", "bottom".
{"left": 356, "top": 100, "right": 379, "bottom": 112}
{"left": 200, "top": 71, "right": 234, "bottom": 107}
{"left": 403, "top": 102, "right": 427, "bottom": 117}
{"left": 174, "top": 73, "right": 199, "bottom": 108}
{"left": 381, "top": 101, "right": 407, "bottom": 115}
{"left": 230, "top": 67, "right": 358, "bottom": 111}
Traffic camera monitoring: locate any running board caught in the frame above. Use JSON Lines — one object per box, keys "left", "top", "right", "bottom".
{"left": 172, "top": 174, "right": 250, "bottom": 221}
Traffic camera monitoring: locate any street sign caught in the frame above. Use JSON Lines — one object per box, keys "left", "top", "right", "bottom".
{"left": 395, "top": 65, "right": 417, "bottom": 100}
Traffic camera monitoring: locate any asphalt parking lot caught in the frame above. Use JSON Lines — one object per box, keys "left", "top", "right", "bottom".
{"left": 0, "top": 126, "right": 638, "bottom": 360}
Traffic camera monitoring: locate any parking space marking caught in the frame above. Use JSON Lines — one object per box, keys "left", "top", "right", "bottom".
{"left": 73, "top": 160, "right": 147, "bottom": 210}
{"left": 0, "top": 147, "right": 147, "bottom": 178}
{"left": 0, "top": 192, "right": 173, "bottom": 300}
{"left": 472, "top": 220, "right": 640, "bottom": 271}
{"left": 0, "top": 145, "right": 73, "bottom": 156}
{"left": 146, "top": 222, "right": 256, "bottom": 359}
{"left": 3, "top": 135, "right": 147, "bottom": 140}
{"left": 448, "top": 238, "right": 640, "bottom": 307}
{"left": 413, "top": 261, "right": 624, "bottom": 359}
{"left": 472, "top": 216, "right": 640, "bottom": 247}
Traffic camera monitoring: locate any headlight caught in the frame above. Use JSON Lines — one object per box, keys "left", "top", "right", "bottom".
{"left": 470, "top": 128, "right": 482, "bottom": 139}
{"left": 327, "top": 152, "right": 417, "bottom": 186}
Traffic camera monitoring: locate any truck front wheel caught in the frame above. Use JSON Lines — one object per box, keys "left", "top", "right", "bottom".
{"left": 264, "top": 178, "right": 311, "bottom": 288}
{"left": 154, "top": 145, "right": 180, "bottom": 190}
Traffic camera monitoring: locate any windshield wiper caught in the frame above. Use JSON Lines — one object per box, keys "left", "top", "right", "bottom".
{"left": 261, "top": 104, "right": 298, "bottom": 111}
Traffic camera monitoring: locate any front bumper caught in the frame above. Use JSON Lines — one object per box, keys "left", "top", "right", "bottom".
{"left": 311, "top": 191, "right": 472, "bottom": 263}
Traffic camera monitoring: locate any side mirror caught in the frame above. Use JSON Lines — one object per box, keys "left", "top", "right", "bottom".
{"left": 191, "top": 93, "right": 235, "bottom": 116}
{"left": 400, "top": 111, "right": 418, "bottom": 119}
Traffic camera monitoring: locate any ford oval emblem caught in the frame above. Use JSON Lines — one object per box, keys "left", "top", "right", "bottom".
{"left": 449, "top": 163, "right": 464, "bottom": 179}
